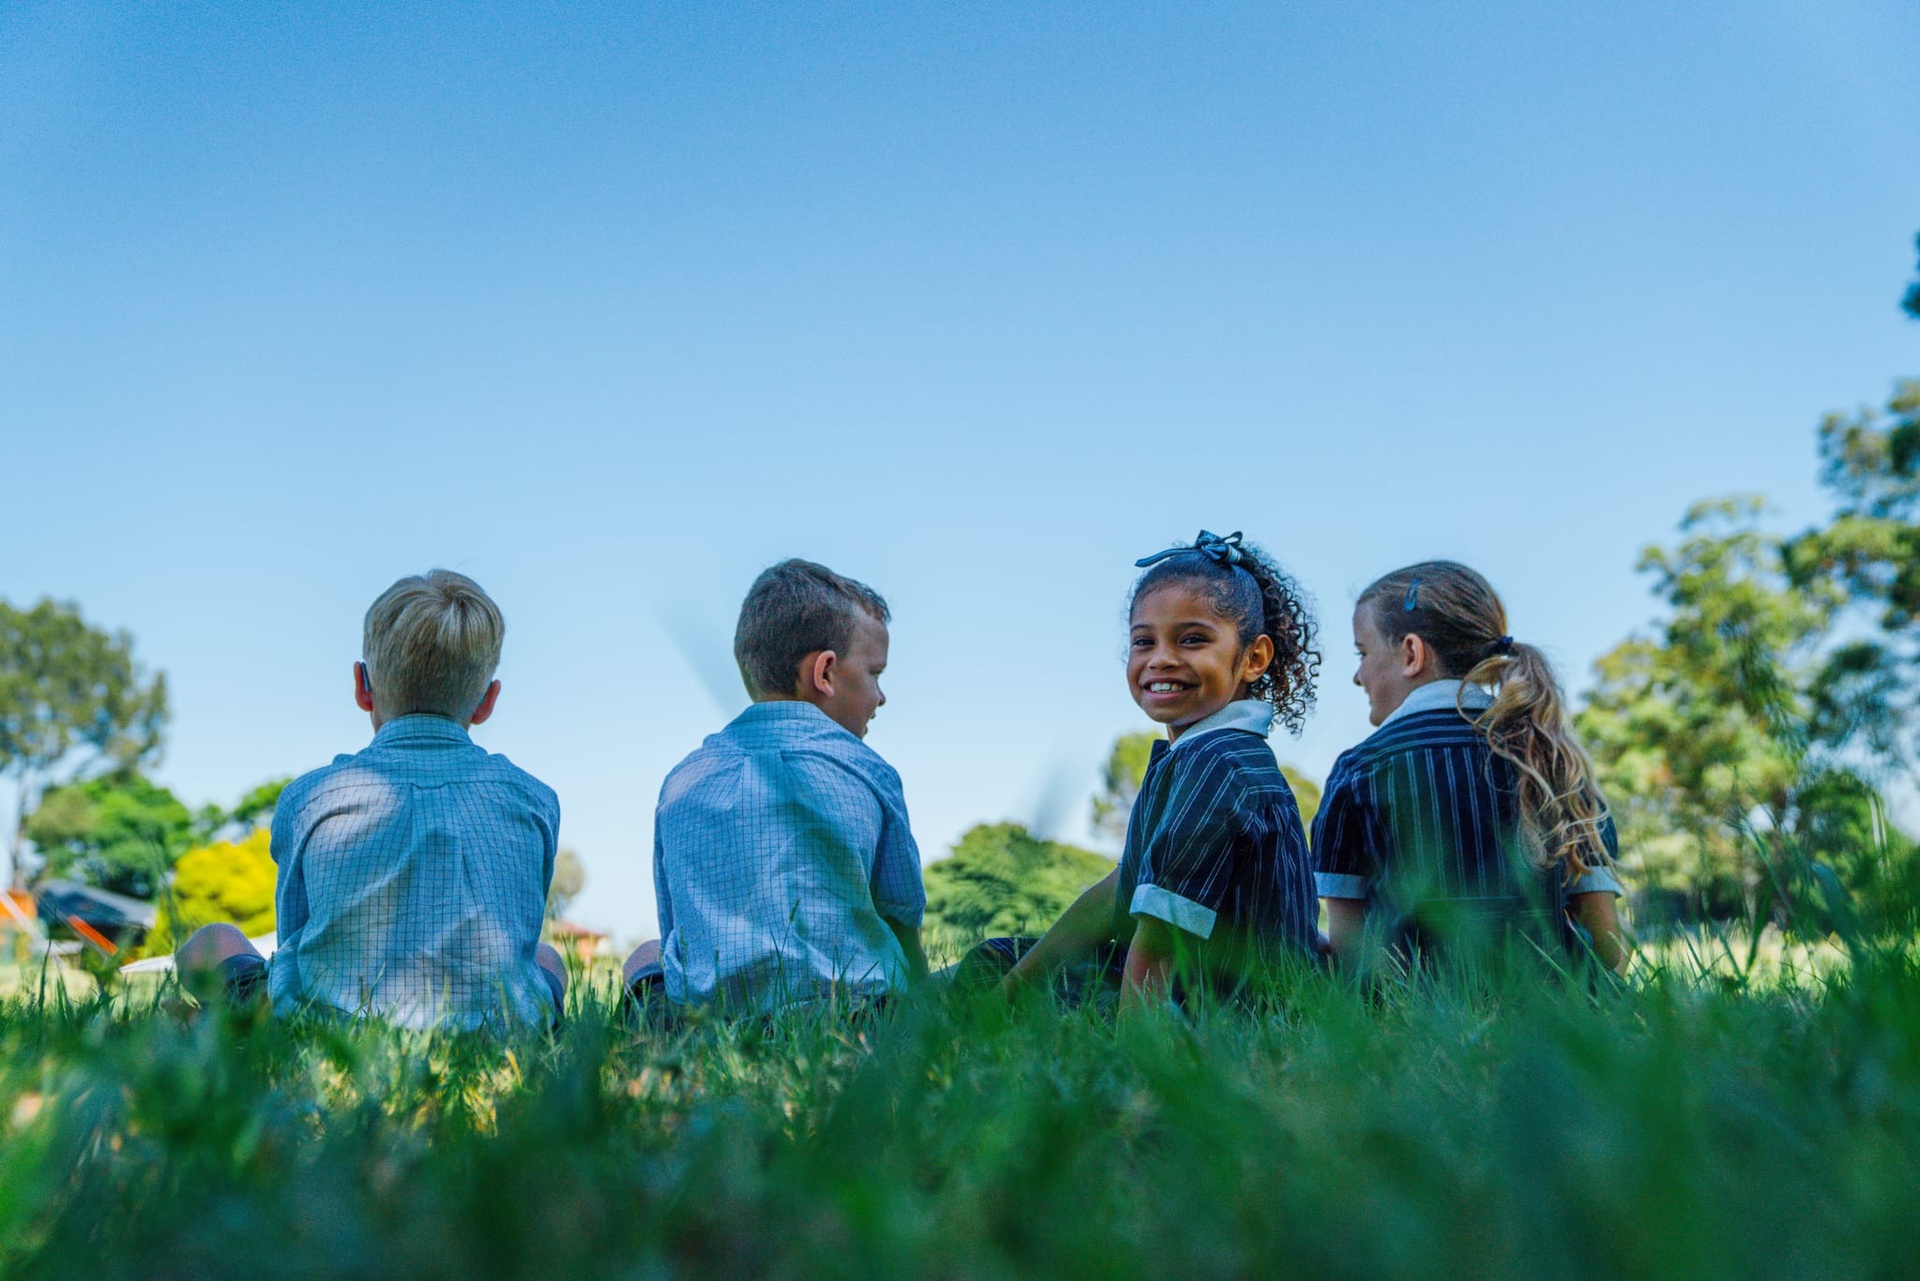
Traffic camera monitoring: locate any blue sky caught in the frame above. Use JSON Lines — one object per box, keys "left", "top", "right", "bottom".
{"left": 4, "top": 2, "right": 1918, "bottom": 936}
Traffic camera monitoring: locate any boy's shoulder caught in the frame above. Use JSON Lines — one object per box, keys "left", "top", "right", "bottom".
{"left": 282, "top": 732, "right": 558, "bottom": 815}
{"left": 663, "top": 707, "right": 902, "bottom": 794}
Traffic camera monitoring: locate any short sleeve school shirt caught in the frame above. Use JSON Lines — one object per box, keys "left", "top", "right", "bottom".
{"left": 269, "top": 714, "right": 561, "bottom": 1031}
{"left": 1112, "top": 700, "right": 1319, "bottom": 967}
{"left": 1313, "top": 680, "right": 1622, "bottom": 956}
{"left": 653, "top": 701, "right": 927, "bottom": 1012}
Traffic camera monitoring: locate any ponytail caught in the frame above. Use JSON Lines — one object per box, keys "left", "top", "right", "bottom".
{"left": 1359, "top": 562, "right": 1612, "bottom": 880}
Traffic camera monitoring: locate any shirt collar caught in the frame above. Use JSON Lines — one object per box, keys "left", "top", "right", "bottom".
{"left": 730, "top": 700, "right": 854, "bottom": 738}
{"left": 372, "top": 714, "right": 474, "bottom": 745}
{"left": 1379, "top": 678, "right": 1492, "bottom": 728}
{"left": 1169, "top": 699, "right": 1274, "bottom": 752}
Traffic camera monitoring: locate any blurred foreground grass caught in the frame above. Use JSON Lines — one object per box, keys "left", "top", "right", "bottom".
{"left": 4, "top": 945, "right": 1920, "bottom": 1279}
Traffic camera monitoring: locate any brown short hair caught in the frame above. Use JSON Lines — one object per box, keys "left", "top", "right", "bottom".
{"left": 362, "top": 570, "right": 505, "bottom": 721}
{"left": 733, "top": 560, "right": 889, "bottom": 699}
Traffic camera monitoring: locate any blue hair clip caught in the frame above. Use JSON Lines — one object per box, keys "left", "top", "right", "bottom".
{"left": 1403, "top": 576, "right": 1422, "bottom": 611}
{"left": 1135, "top": 529, "right": 1246, "bottom": 570}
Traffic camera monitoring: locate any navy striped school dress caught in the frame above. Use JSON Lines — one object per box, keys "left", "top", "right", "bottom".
{"left": 1114, "top": 700, "right": 1321, "bottom": 986}
{"left": 1312, "top": 680, "right": 1622, "bottom": 962}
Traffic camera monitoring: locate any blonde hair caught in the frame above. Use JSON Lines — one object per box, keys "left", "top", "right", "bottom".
{"left": 1358, "top": 561, "right": 1613, "bottom": 882}
{"left": 362, "top": 570, "right": 504, "bottom": 721}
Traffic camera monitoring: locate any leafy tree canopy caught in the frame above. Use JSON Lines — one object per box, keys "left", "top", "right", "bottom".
{"left": 1905, "top": 231, "right": 1920, "bottom": 322}
{"left": 23, "top": 774, "right": 291, "bottom": 903}
{"left": 1091, "top": 732, "right": 1160, "bottom": 840}
{"left": 923, "top": 823, "right": 1114, "bottom": 960}
{"left": 0, "top": 598, "right": 169, "bottom": 886}
{"left": 23, "top": 774, "right": 194, "bottom": 900}
{"left": 1577, "top": 495, "right": 1920, "bottom": 923}
{"left": 188, "top": 777, "right": 292, "bottom": 847}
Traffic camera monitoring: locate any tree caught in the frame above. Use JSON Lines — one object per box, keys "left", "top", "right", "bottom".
{"left": 1283, "top": 767, "right": 1323, "bottom": 831}
{"left": 922, "top": 823, "right": 1115, "bottom": 959}
{"left": 23, "top": 774, "right": 193, "bottom": 899}
{"left": 1780, "top": 382, "right": 1920, "bottom": 772}
{"left": 189, "top": 777, "right": 291, "bottom": 846}
{"left": 546, "top": 847, "right": 586, "bottom": 921}
{"left": 1091, "top": 732, "right": 1161, "bottom": 840}
{"left": 146, "top": 828, "right": 276, "bottom": 956}
{"left": 1577, "top": 496, "right": 1916, "bottom": 924}
{"left": 1091, "top": 729, "right": 1322, "bottom": 839}
{"left": 0, "top": 599, "right": 169, "bottom": 887}
{"left": 1904, "top": 231, "right": 1920, "bottom": 322}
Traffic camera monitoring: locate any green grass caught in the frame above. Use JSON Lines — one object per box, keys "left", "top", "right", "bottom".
{"left": 5, "top": 946, "right": 1920, "bottom": 1280}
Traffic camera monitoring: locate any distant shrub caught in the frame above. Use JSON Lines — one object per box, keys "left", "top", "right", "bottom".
{"left": 922, "top": 823, "right": 1114, "bottom": 961}
{"left": 146, "top": 829, "right": 275, "bottom": 955}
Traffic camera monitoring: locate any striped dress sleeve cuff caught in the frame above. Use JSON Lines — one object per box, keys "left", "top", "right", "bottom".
{"left": 1129, "top": 884, "right": 1219, "bottom": 940}
{"left": 1315, "top": 871, "right": 1370, "bottom": 900}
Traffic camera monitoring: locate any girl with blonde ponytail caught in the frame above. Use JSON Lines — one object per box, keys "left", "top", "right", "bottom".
{"left": 1313, "top": 562, "right": 1629, "bottom": 971}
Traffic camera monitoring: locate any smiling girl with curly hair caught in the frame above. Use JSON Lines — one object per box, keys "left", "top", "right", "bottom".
{"left": 984, "top": 530, "right": 1323, "bottom": 1009}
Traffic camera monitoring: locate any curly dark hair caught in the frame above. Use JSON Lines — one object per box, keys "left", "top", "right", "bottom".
{"left": 1128, "top": 534, "right": 1321, "bottom": 734}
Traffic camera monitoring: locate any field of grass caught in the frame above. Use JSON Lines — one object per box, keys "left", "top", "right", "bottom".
{"left": 5, "top": 939, "right": 1920, "bottom": 1280}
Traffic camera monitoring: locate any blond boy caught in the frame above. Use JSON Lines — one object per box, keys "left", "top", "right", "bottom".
{"left": 177, "top": 570, "right": 567, "bottom": 1030}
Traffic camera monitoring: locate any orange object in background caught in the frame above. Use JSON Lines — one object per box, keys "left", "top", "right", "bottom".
{"left": 547, "top": 920, "right": 609, "bottom": 964}
{"left": 1, "top": 889, "right": 36, "bottom": 934}
{"left": 66, "top": 915, "right": 118, "bottom": 956}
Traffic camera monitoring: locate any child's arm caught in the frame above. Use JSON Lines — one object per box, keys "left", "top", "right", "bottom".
{"left": 1002, "top": 867, "right": 1121, "bottom": 992}
{"left": 1324, "top": 898, "right": 1368, "bottom": 966}
{"left": 1313, "top": 765, "right": 1375, "bottom": 968}
{"left": 1568, "top": 892, "right": 1631, "bottom": 973}
{"left": 1118, "top": 916, "right": 1178, "bottom": 1013}
{"left": 885, "top": 915, "right": 929, "bottom": 981}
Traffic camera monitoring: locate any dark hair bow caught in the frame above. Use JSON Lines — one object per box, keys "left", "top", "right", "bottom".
{"left": 1135, "top": 530, "right": 1246, "bottom": 570}
{"left": 1491, "top": 635, "right": 1515, "bottom": 655}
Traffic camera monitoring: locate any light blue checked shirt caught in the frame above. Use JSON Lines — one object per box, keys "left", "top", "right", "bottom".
{"left": 268, "top": 714, "right": 560, "bottom": 1030}
{"left": 653, "top": 701, "right": 926, "bottom": 1012}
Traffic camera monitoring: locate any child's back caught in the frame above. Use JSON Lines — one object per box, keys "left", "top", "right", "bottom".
{"left": 643, "top": 559, "right": 925, "bottom": 1014}
{"left": 1316, "top": 562, "right": 1627, "bottom": 970}
{"left": 232, "top": 569, "right": 567, "bottom": 1031}
{"left": 1314, "top": 688, "right": 1618, "bottom": 958}
{"left": 654, "top": 701, "right": 921, "bottom": 1010}
{"left": 271, "top": 715, "right": 559, "bottom": 1029}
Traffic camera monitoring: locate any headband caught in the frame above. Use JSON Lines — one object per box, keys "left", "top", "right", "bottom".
{"left": 1134, "top": 529, "right": 1247, "bottom": 571}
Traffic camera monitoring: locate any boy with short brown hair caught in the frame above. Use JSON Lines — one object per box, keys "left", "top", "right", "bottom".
{"left": 627, "top": 559, "right": 926, "bottom": 1013}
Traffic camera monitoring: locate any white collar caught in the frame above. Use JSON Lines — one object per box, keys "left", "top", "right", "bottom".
{"left": 1379, "top": 678, "right": 1492, "bottom": 728}
{"left": 1170, "top": 699, "right": 1274, "bottom": 751}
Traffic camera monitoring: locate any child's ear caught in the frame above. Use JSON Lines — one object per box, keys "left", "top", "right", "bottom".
{"left": 1241, "top": 635, "right": 1275, "bottom": 683}
{"left": 469, "top": 679, "right": 503, "bottom": 726}
{"left": 1399, "top": 633, "right": 1433, "bottom": 678}
{"left": 803, "top": 650, "right": 838, "bottom": 699}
